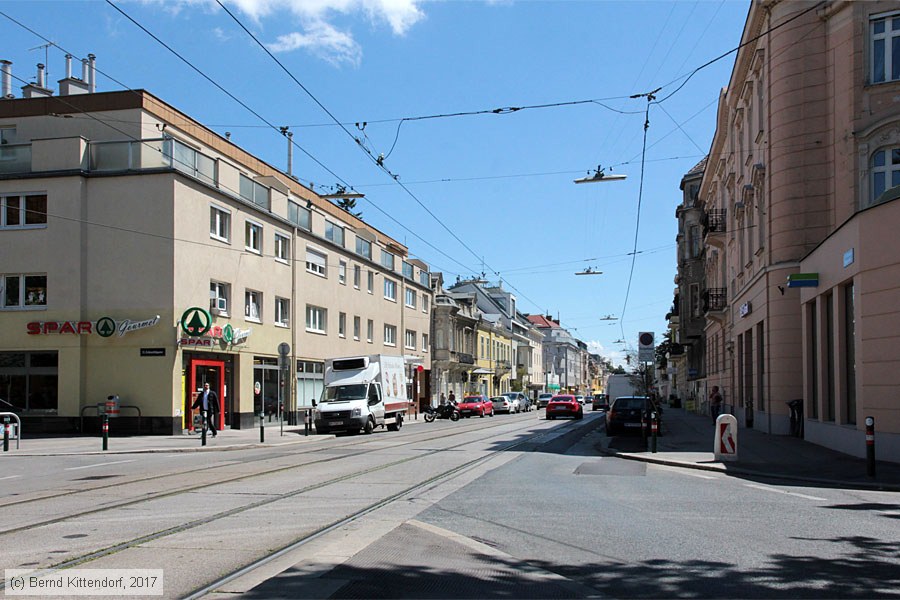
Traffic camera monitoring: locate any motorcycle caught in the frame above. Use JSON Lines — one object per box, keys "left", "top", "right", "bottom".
{"left": 424, "top": 402, "right": 460, "bottom": 422}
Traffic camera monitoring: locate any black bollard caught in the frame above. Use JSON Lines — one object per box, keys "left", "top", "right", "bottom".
{"left": 102, "top": 414, "right": 109, "bottom": 451}
{"left": 651, "top": 411, "right": 658, "bottom": 453}
{"left": 260, "top": 413, "right": 265, "bottom": 443}
{"left": 201, "top": 410, "right": 207, "bottom": 447}
{"left": 3, "top": 416, "right": 9, "bottom": 452}
{"left": 304, "top": 409, "right": 310, "bottom": 436}
{"left": 865, "top": 416, "right": 875, "bottom": 478}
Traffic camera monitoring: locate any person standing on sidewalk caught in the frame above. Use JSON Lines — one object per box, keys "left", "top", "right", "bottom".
{"left": 709, "top": 386, "right": 723, "bottom": 422}
{"left": 192, "top": 382, "right": 219, "bottom": 437}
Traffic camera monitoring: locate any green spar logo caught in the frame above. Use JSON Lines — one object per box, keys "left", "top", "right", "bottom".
{"left": 96, "top": 317, "right": 116, "bottom": 338}
{"left": 180, "top": 307, "right": 212, "bottom": 337}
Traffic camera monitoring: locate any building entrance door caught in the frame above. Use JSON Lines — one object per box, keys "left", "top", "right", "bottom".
{"left": 188, "top": 359, "right": 225, "bottom": 432}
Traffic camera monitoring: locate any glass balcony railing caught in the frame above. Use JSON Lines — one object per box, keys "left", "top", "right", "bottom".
{"left": 88, "top": 138, "right": 217, "bottom": 187}
{"left": 0, "top": 144, "right": 32, "bottom": 174}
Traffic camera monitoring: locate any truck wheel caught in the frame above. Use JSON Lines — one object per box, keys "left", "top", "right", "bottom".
{"left": 388, "top": 414, "right": 403, "bottom": 431}
{"left": 363, "top": 418, "right": 374, "bottom": 435}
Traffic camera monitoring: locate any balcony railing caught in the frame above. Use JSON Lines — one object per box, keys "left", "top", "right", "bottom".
{"left": 453, "top": 352, "right": 475, "bottom": 365}
{"left": 703, "top": 288, "right": 727, "bottom": 312}
{"left": 88, "top": 138, "right": 218, "bottom": 187}
{"left": 0, "top": 144, "right": 33, "bottom": 174}
{"left": 704, "top": 209, "right": 726, "bottom": 235}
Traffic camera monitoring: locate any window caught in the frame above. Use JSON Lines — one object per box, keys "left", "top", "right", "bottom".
{"left": 0, "top": 351, "right": 58, "bottom": 412}
{"left": 306, "top": 248, "right": 327, "bottom": 277}
{"left": 275, "top": 297, "right": 290, "bottom": 326}
{"left": 405, "top": 288, "right": 416, "bottom": 309}
{"left": 353, "top": 316, "right": 361, "bottom": 340}
{"left": 423, "top": 294, "right": 429, "bottom": 314}
{"left": 245, "top": 290, "right": 262, "bottom": 322}
{"left": 367, "top": 319, "right": 374, "bottom": 343}
{"left": 405, "top": 329, "right": 416, "bottom": 350}
{"left": 239, "top": 174, "right": 269, "bottom": 208}
{"left": 338, "top": 312, "right": 346, "bottom": 337}
{"left": 384, "top": 278, "right": 397, "bottom": 301}
{"left": 339, "top": 260, "right": 347, "bottom": 285}
{"left": 356, "top": 237, "right": 372, "bottom": 259}
{"left": 210, "top": 281, "right": 230, "bottom": 316}
{"left": 871, "top": 13, "right": 900, "bottom": 84}
{"left": 306, "top": 305, "right": 326, "bottom": 333}
{"left": 209, "top": 205, "right": 230, "bottom": 241}
{"left": 422, "top": 333, "right": 429, "bottom": 352}
{"left": 288, "top": 201, "right": 311, "bottom": 230}
{"left": 384, "top": 324, "right": 397, "bottom": 346}
{"left": 419, "top": 270, "right": 429, "bottom": 287}
{"left": 275, "top": 233, "right": 290, "bottom": 263}
{"left": 1, "top": 194, "right": 46, "bottom": 228}
{"left": 325, "top": 221, "right": 345, "bottom": 247}
{"left": 245, "top": 221, "right": 262, "bottom": 253}
{"left": 367, "top": 271, "right": 374, "bottom": 294}
{"left": 353, "top": 265, "right": 361, "bottom": 289}
{"left": 2, "top": 274, "right": 46, "bottom": 309}
{"left": 870, "top": 147, "right": 900, "bottom": 207}
{"left": 381, "top": 250, "right": 395, "bottom": 271}
{"left": 0, "top": 127, "right": 15, "bottom": 161}
{"left": 402, "top": 261, "right": 414, "bottom": 280}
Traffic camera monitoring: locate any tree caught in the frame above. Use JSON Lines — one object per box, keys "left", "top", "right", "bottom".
{"left": 336, "top": 197, "right": 362, "bottom": 218}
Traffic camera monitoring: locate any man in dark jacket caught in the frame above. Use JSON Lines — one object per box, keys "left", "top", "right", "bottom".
{"left": 192, "top": 382, "right": 219, "bottom": 437}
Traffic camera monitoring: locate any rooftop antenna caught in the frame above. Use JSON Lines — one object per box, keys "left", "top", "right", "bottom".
{"left": 29, "top": 42, "right": 54, "bottom": 79}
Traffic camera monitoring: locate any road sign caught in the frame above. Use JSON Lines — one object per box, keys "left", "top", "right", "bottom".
{"left": 638, "top": 331, "right": 655, "bottom": 362}
{"left": 278, "top": 342, "right": 291, "bottom": 356}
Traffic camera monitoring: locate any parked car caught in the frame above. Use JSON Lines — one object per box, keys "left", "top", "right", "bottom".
{"left": 592, "top": 394, "right": 610, "bottom": 412}
{"left": 537, "top": 393, "right": 554, "bottom": 409}
{"left": 459, "top": 395, "right": 494, "bottom": 418}
{"left": 606, "top": 395, "right": 661, "bottom": 436}
{"left": 491, "top": 396, "right": 515, "bottom": 414}
{"left": 575, "top": 395, "right": 586, "bottom": 405}
{"left": 546, "top": 394, "right": 583, "bottom": 420}
{"left": 502, "top": 391, "right": 529, "bottom": 412}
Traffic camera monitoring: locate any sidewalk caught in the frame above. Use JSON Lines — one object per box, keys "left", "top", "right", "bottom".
{"left": 599, "top": 406, "right": 900, "bottom": 492}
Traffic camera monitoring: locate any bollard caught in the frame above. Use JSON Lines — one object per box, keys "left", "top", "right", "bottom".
{"left": 102, "top": 413, "right": 109, "bottom": 451}
{"left": 3, "top": 416, "right": 9, "bottom": 452}
{"left": 866, "top": 416, "right": 875, "bottom": 478}
{"left": 259, "top": 413, "right": 265, "bottom": 443}
{"left": 201, "top": 410, "right": 207, "bottom": 447}
{"left": 304, "top": 410, "right": 310, "bottom": 436}
{"left": 650, "top": 411, "right": 658, "bottom": 453}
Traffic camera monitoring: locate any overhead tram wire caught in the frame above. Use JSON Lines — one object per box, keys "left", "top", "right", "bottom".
{"left": 101, "top": 1, "right": 479, "bottom": 277}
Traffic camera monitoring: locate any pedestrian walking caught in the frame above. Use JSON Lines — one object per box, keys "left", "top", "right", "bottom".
{"left": 192, "top": 382, "right": 219, "bottom": 437}
{"left": 709, "top": 386, "right": 723, "bottom": 423}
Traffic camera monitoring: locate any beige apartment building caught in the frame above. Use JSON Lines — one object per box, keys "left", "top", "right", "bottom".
{"left": 0, "top": 68, "right": 432, "bottom": 434}
{"left": 698, "top": 0, "right": 899, "bottom": 461}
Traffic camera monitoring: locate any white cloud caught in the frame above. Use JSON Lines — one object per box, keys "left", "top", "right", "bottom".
{"left": 268, "top": 20, "right": 362, "bottom": 66}
{"left": 586, "top": 340, "right": 628, "bottom": 369}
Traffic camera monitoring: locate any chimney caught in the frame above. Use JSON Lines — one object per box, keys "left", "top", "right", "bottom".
{"left": 59, "top": 55, "right": 89, "bottom": 96}
{"left": 65, "top": 54, "right": 72, "bottom": 79}
{"left": 81, "top": 57, "right": 89, "bottom": 83}
{"left": 88, "top": 54, "right": 96, "bottom": 92}
{"left": 36, "top": 63, "right": 46, "bottom": 88}
{"left": 22, "top": 63, "right": 52, "bottom": 98}
{"left": 1, "top": 60, "right": 11, "bottom": 98}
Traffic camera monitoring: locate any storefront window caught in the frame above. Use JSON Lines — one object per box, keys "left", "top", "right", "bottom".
{"left": 0, "top": 351, "right": 58, "bottom": 412}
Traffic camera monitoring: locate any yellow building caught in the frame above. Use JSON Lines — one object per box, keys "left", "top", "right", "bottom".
{"left": 473, "top": 322, "right": 512, "bottom": 397}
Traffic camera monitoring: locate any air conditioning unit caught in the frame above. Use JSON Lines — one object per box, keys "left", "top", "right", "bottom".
{"left": 210, "top": 297, "right": 227, "bottom": 314}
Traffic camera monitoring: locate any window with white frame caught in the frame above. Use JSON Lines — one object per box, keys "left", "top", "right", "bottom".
{"left": 356, "top": 237, "right": 371, "bottom": 259}
{"left": 326, "top": 221, "right": 345, "bottom": 247}
{"left": 384, "top": 278, "right": 397, "bottom": 301}
{"left": 353, "top": 316, "right": 361, "bottom": 340}
{"left": 367, "top": 319, "right": 374, "bottom": 343}
{"left": 422, "top": 333, "right": 429, "bottom": 352}
{"left": 384, "top": 324, "right": 397, "bottom": 346}
{"left": 245, "top": 289, "right": 262, "bottom": 322}
{"left": 380, "top": 250, "right": 395, "bottom": 271}
{"left": 275, "top": 233, "right": 290, "bottom": 263}
{"left": 306, "top": 305, "right": 326, "bottom": 333}
{"left": 2, "top": 274, "right": 47, "bottom": 309}
{"left": 367, "top": 271, "right": 374, "bottom": 294}
{"left": 339, "top": 260, "right": 347, "bottom": 285}
{"left": 245, "top": 221, "right": 262, "bottom": 253}
{"left": 870, "top": 147, "right": 900, "bottom": 207}
{"left": 402, "top": 261, "right": 413, "bottom": 280}
{"left": 210, "top": 205, "right": 230, "bottom": 242}
{"left": 338, "top": 312, "right": 346, "bottom": 337}
{"left": 353, "top": 265, "right": 361, "bottom": 289}
{"left": 1, "top": 194, "right": 47, "bottom": 228}
{"left": 405, "top": 329, "right": 416, "bottom": 350}
{"left": 275, "top": 297, "right": 290, "bottom": 326}
{"left": 306, "top": 248, "right": 327, "bottom": 277}
{"left": 405, "top": 288, "right": 416, "bottom": 309}
{"left": 210, "top": 281, "right": 230, "bottom": 316}
{"left": 871, "top": 12, "right": 900, "bottom": 84}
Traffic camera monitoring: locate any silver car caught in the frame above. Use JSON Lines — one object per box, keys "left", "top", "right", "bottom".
{"left": 537, "top": 393, "right": 554, "bottom": 409}
{"left": 502, "top": 391, "right": 528, "bottom": 412}
{"left": 491, "top": 396, "right": 515, "bottom": 414}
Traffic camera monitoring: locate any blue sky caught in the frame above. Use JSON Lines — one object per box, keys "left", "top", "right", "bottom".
{"left": 1, "top": 0, "right": 750, "bottom": 367}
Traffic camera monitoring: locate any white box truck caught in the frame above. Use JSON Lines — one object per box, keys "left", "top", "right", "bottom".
{"left": 314, "top": 354, "right": 408, "bottom": 435}
{"left": 606, "top": 373, "right": 639, "bottom": 402}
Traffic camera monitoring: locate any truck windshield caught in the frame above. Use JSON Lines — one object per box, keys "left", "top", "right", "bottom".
{"left": 322, "top": 384, "right": 368, "bottom": 402}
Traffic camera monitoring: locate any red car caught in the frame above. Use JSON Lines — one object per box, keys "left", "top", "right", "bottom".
{"left": 458, "top": 395, "right": 495, "bottom": 418}
{"left": 546, "top": 394, "right": 583, "bottom": 420}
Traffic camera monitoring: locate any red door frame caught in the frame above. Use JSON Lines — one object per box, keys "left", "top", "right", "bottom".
{"left": 188, "top": 358, "right": 226, "bottom": 431}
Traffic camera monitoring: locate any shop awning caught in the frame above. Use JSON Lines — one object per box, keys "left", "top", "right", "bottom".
{"left": 471, "top": 368, "right": 494, "bottom": 374}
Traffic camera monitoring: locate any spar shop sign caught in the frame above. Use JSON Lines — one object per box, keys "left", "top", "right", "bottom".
{"left": 178, "top": 307, "right": 251, "bottom": 347}
{"left": 27, "top": 315, "right": 161, "bottom": 336}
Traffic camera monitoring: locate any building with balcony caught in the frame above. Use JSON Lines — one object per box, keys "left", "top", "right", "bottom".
{"left": 429, "top": 273, "right": 478, "bottom": 404}
{"left": 0, "top": 64, "right": 432, "bottom": 433}
{"left": 696, "top": 0, "right": 900, "bottom": 461}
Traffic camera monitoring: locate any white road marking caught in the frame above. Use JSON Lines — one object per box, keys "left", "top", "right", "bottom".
{"left": 681, "top": 471, "right": 716, "bottom": 480}
{"left": 0, "top": 475, "right": 21, "bottom": 481}
{"left": 65, "top": 459, "right": 135, "bottom": 471}
{"left": 743, "top": 483, "right": 827, "bottom": 501}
